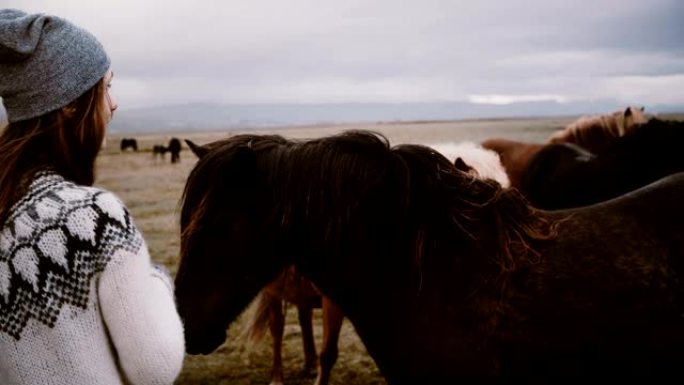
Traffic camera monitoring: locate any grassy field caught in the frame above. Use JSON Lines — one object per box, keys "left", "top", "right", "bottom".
{"left": 95, "top": 117, "right": 575, "bottom": 385}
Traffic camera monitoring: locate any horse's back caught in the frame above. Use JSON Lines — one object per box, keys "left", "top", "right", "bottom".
{"left": 521, "top": 143, "right": 596, "bottom": 209}
{"left": 502, "top": 175, "right": 684, "bottom": 381}
{"left": 596, "top": 118, "right": 684, "bottom": 191}
{"left": 614, "top": 169, "right": 684, "bottom": 198}
{"left": 534, "top": 172, "right": 684, "bottom": 322}
{"left": 550, "top": 171, "right": 684, "bottom": 251}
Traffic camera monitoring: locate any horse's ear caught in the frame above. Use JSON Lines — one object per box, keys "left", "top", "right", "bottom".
{"left": 185, "top": 139, "right": 209, "bottom": 159}
{"left": 454, "top": 157, "right": 473, "bottom": 173}
{"left": 624, "top": 107, "right": 632, "bottom": 117}
{"left": 640, "top": 106, "right": 645, "bottom": 111}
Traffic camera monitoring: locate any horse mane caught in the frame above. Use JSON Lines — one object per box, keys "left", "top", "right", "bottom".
{"left": 180, "top": 130, "right": 557, "bottom": 298}
{"left": 548, "top": 106, "right": 647, "bottom": 152}
{"left": 429, "top": 141, "right": 511, "bottom": 187}
{"left": 179, "top": 134, "right": 288, "bottom": 261}
{"left": 388, "top": 143, "right": 555, "bottom": 279}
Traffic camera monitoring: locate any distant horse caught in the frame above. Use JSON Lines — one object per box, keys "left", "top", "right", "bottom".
{"left": 120, "top": 137, "right": 138, "bottom": 152}
{"left": 175, "top": 130, "right": 684, "bottom": 384}
{"left": 152, "top": 144, "right": 168, "bottom": 160}
{"left": 486, "top": 118, "right": 684, "bottom": 209}
{"left": 168, "top": 138, "right": 182, "bottom": 164}
{"left": 548, "top": 106, "right": 647, "bottom": 153}
{"left": 245, "top": 267, "right": 344, "bottom": 385}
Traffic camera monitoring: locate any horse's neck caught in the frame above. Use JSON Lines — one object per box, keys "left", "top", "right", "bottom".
{"left": 601, "top": 115, "right": 624, "bottom": 136}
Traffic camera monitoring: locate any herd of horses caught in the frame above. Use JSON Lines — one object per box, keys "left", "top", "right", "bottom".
{"left": 172, "top": 107, "right": 684, "bottom": 384}
{"left": 120, "top": 137, "right": 183, "bottom": 164}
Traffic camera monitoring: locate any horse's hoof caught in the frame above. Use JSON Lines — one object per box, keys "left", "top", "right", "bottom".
{"left": 299, "top": 367, "right": 317, "bottom": 378}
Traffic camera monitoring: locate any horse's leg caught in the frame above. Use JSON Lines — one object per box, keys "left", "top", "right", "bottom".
{"left": 314, "top": 296, "right": 344, "bottom": 385}
{"left": 268, "top": 298, "right": 285, "bottom": 385}
{"left": 297, "top": 303, "right": 318, "bottom": 376}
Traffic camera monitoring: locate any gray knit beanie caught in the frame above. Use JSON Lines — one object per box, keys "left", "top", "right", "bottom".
{"left": 0, "top": 9, "right": 110, "bottom": 123}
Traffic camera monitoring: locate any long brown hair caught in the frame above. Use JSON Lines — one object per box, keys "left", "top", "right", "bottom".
{"left": 0, "top": 77, "right": 108, "bottom": 225}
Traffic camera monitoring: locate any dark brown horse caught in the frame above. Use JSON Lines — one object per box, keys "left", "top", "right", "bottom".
{"left": 175, "top": 130, "right": 684, "bottom": 384}
{"left": 120, "top": 137, "right": 138, "bottom": 152}
{"left": 152, "top": 144, "right": 168, "bottom": 160}
{"left": 184, "top": 140, "right": 346, "bottom": 385}
{"left": 168, "top": 137, "right": 182, "bottom": 164}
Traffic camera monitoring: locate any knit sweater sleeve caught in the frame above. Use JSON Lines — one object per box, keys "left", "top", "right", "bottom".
{"left": 96, "top": 192, "right": 185, "bottom": 385}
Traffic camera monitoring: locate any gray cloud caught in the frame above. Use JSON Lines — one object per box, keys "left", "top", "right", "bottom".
{"left": 5, "top": 0, "right": 684, "bottom": 108}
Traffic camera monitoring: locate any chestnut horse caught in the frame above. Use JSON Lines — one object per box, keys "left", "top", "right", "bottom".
{"left": 176, "top": 130, "right": 684, "bottom": 384}
{"left": 244, "top": 267, "right": 344, "bottom": 385}
{"left": 479, "top": 138, "right": 545, "bottom": 189}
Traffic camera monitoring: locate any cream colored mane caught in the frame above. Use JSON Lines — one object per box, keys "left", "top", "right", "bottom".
{"left": 549, "top": 106, "right": 648, "bottom": 145}
{"left": 430, "top": 141, "right": 510, "bottom": 187}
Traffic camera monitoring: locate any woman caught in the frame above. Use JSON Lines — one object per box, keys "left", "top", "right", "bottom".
{"left": 0, "top": 9, "right": 185, "bottom": 385}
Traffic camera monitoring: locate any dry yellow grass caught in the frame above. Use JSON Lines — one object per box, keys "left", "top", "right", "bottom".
{"left": 96, "top": 118, "right": 562, "bottom": 385}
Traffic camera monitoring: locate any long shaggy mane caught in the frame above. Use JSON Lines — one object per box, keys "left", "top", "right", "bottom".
{"left": 180, "top": 130, "right": 557, "bottom": 296}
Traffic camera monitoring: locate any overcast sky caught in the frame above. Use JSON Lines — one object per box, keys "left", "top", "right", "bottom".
{"left": 5, "top": 0, "right": 684, "bottom": 110}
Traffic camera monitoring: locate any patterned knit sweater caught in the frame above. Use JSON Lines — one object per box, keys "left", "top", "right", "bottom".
{"left": 0, "top": 171, "right": 185, "bottom": 385}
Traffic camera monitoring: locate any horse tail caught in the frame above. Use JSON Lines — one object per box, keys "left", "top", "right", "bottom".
{"left": 241, "top": 291, "right": 277, "bottom": 345}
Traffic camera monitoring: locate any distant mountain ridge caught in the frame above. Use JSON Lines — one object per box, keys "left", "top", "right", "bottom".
{"left": 106, "top": 101, "right": 684, "bottom": 134}
{"left": 2, "top": 100, "right": 683, "bottom": 133}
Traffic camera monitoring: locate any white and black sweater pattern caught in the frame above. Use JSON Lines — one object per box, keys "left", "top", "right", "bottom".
{"left": 0, "top": 171, "right": 185, "bottom": 385}
{"left": 0, "top": 171, "right": 141, "bottom": 339}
